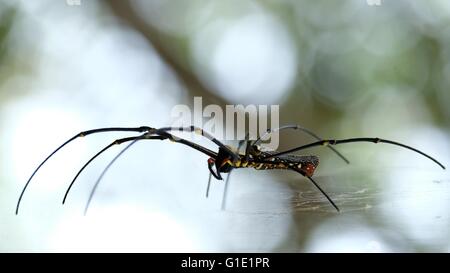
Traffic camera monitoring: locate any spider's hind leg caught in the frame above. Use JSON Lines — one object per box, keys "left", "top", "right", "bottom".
{"left": 63, "top": 134, "right": 166, "bottom": 205}
{"left": 291, "top": 167, "right": 340, "bottom": 212}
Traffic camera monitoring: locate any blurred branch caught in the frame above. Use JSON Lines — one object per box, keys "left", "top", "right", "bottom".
{"left": 106, "top": 0, "right": 228, "bottom": 107}
{"left": 0, "top": 5, "right": 15, "bottom": 59}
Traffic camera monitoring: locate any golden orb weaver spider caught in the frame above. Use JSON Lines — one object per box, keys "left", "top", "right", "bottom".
{"left": 16, "top": 125, "right": 445, "bottom": 215}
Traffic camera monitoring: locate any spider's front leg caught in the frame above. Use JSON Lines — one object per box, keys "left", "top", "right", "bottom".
{"left": 205, "top": 136, "right": 249, "bottom": 206}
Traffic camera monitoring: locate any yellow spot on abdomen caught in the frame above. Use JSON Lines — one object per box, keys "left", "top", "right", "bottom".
{"left": 234, "top": 160, "right": 241, "bottom": 167}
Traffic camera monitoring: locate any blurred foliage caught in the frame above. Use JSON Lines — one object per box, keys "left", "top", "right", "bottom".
{"left": 0, "top": 4, "right": 15, "bottom": 59}
{"left": 106, "top": 0, "right": 450, "bottom": 137}
{"left": 0, "top": 2, "right": 16, "bottom": 78}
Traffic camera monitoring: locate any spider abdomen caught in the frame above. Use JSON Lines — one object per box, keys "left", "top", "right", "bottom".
{"left": 231, "top": 154, "right": 319, "bottom": 177}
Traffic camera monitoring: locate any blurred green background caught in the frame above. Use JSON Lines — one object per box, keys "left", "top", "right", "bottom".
{"left": 0, "top": 0, "right": 449, "bottom": 252}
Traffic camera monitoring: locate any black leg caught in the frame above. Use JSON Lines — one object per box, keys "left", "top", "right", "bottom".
{"left": 84, "top": 131, "right": 220, "bottom": 214}
{"left": 221, "top": 172, "right": 232, "bottom": 210}
{"left": 265, "top": 138, "right": 445, "bottom": 170}
{"left": 205, "top": 172, "right": 213, "bottom": 198}
{"left": 291, "top": 168, "right": 340, "bottom": 212}
{"left": 208, "top": 159, "right": 222, "bottom": 181}
{"left": 220, "top": 136, "right": 248, "bottom": 210}
{"left": 16, "top": 126, "right": 153, "bottom": 215}
{"left": 62, "top": 135, "right": 167, "bottom": 205}
{"left": 157, "top": 126, "right": 239, "bottom": 161}
{"left": 84, "top": 136, "right": 144, "bottom": 215}
{"left": 254, "top": 124, "right": 350, "bottom": 164}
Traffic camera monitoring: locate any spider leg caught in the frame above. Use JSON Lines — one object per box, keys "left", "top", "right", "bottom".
{"left": 221, "top": 172, "right": 232, "bottom": 210}
{"left": 156, "top": 130, "right": 218, "bottom": 158}
{"left": 207, "top": 160, "right": 222, "bottom": 181}
{"left": 157, "top": 126, "right": 239, "bottom": 161}
{"left": 84, "top": 135, "right": 147, "bottom": 215}
{"left": 220, "top": 135, "right": 248, "bottom": 210}
{"left": 205, "top": 172, "right": 212, "bottom": 198}
{"left": 62, "top": 135, "right": 167, "bottom": 205}
{"left": 84, "top": 131, "right": 218, "bottom": 214}
{"left": 16, "top": 126, "right": 153, "bottom": 215}
{"left": 291, "top": 168, "right": 340, "bottom": 212}
{"left": 266, "top": 138, "right": 445, "bottom": 170}
{"left": 254, "top": 124, "right": 350, "bottom": 164}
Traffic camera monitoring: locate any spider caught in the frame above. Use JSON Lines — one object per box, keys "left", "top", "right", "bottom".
{"left": 15, "top": 125, "right": 445, "bottom": 215}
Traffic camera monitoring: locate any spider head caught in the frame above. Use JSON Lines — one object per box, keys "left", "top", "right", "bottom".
{"left": 207, "top": 156, "right": 233, "bottom": 180}
{"left": 216, "top": 147, "right": 235, "bottom": 173}
{"left": 207, "top": 147, "right": 237, "bottom": 180}
{"left": 245, "top": 144, "right": 262, "bottom": 158}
